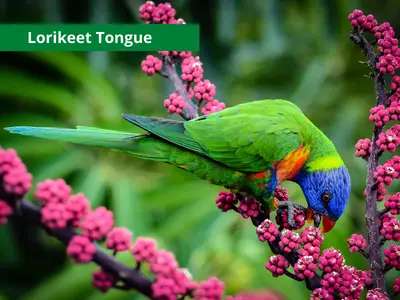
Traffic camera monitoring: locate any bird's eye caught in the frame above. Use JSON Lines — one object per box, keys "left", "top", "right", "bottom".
{"left": 321, "top": 192, "right": 331, "bottom": 204}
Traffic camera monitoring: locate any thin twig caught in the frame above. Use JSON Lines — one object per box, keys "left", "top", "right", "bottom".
{"left": 163, "top": 57, "right": 198, "bottom": 120}
{"left": 383, "top": 264, "right": 393, "bottom": 274}
{"left": 284, "top": 269, "right": 302, "bottom": 281}
{"left": 359, "top": 249, "right": 369, "bottom": 259}
{"left": 379, "top": 208, "right": 390, "bottom": 217}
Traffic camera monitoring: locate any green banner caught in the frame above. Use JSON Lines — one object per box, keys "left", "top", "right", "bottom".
{"left": 0, "top": 24, "right": 199, "bottom": 51}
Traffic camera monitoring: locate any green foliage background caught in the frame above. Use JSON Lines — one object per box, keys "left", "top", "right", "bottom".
{"left": 0, "top": 0, "right": 399, "bottom": 299}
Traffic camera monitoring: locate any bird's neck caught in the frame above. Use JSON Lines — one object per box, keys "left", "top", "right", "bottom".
{"left": 304, "top": 129, "right": 344, "bottom": 173}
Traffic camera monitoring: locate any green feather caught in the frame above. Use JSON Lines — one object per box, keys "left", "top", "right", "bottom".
{"left": 4, "top": 99, "right": 345, "bottom": 209}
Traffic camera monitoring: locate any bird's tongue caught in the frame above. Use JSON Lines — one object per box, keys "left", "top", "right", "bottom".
{"left": 321, "top": 216, "right": 335, "bottom": 233}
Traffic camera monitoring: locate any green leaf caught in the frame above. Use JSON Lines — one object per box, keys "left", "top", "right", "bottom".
{"left": 23, "top": 52, "right": 122, "bottom": 121}
{"left": 31, "top": 150, "right": 94, "bottom": 186}
{"left": 111, "top": 176, "right": 149, "bottom": 234}
{"left": 0, "top": 70, "right": 79, "bottom": 116}
{"left": 72, "top": 165, "right": 108, "bottom": 208}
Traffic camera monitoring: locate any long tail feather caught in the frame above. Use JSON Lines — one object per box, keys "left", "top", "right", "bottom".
{"left": 4, "top": 126, "right": 172, "bottom": 161}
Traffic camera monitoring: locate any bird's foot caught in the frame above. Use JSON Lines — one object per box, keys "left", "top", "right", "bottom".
{"left": 306, "top": 208, "right": 323, "bottom": 229}
{"left": 274, "top": 199, "right": 307, "bottom": 228}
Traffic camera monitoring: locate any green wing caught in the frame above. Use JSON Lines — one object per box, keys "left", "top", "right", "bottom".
{"left": 123, "top": 99, "right": 312, "bottom": 172}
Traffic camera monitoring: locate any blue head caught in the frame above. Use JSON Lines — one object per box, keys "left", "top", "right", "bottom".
{"left": 296, "top": 166, "right": 351, "bottom": 232}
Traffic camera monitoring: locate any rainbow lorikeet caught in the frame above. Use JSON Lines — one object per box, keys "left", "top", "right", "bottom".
{"left": 5, "top": 99, "right": 351, "bottom": 232}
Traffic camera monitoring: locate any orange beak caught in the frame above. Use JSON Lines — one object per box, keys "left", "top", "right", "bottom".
{"left": 306, "top": 208, "right": 314, "bottom": 224}
{"left": 321, "top": 216, "right": 336, "bottom": 233}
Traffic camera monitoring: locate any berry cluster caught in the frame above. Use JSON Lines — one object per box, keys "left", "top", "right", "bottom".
{"left": 350, "top": 8, "right": 400, "bottom": 300}
{"left": 139, "top": 1, "right": 225, "bottom": 119}
{"left": 355, "top": 138, "right": 371, "bottom": 158}
{"left": 0, "top": 147, "right": 32, "bottom": 223}
{"left": 0, "top": 146, "right": 248, "bottom": 300}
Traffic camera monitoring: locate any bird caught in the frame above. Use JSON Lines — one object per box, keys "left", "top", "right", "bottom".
{"left": 4, "top": 99, "right": 351, "bottom": 233}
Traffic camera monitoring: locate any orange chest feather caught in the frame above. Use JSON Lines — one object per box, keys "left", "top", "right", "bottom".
{"left": 276, "top": 145, "right": 310, "bottom": 182}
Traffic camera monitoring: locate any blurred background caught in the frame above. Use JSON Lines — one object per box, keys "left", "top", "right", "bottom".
{"left": 0, "top": 0, "right": 399, "bottom": 299}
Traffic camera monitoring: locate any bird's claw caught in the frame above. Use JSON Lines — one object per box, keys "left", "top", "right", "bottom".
{"left": 275, "top": 200, "right": 307, "bottom": 227}
{"left": 312, "top": 212, "right": 322, "bottom": 229}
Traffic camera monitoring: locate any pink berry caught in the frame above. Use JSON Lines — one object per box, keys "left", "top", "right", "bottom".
{"left": 391, "top": 77, "right": 400, "bottom": 94}
{"left": 379, "top": 213, "right": 395, "bottom": 230}
{"left": 0, "top": 148, "right": 24, "bottom": 176}
{"left": 141, "top": 55, "right": 162, "bottom": 76}
{"left": 66, "top": 193, "right": 90, "bottom": 227}
{"left": 152, "top": 276, "right": 178, "bottom": 300}
{"left": 151, "top": 2, "right": 176, "bottom": 24}
{"left": 376, "top": 129, "right": 400, "bottom": 153}
{"left": 374, "top": 158, "right": 400, "bottom": 187}
{"left": 66, "top": 235, "right": 96, "bottom": 263}
{"left": 164, "top": 92, "right": 186, "bottom": 115}
{"left": 201, "top": 99, "right": 226, "bottom": 115}
{"left": 359, "top": 270, "right": 372, "bottom": 287}
{"left": 41, "top": 202, "right": 72, "bottom": 229}
{"left": 337, "top": 266, "right": 364, "bottom": 299}
{"left": 3, "top": 166, "right": 32, "bottom": 196}
{"left": 366, "top": 288, "right": 388, "bottom": 300}
{"left": 318, "top": 248, "right": 344, "bottom": 273}
{"left": 294, "top": 256, "right": 317, "bottom": 280}
{"left": 170, "top": 268, "right": 198, "bottom": 295}
{"left": 215, "top": 191, "right": 238, "bottom": 212}
{"left": 150, "top": 250, "right": 178, "bottom": 276}
{"left": 300, "top": 226, "right": 324, "bottom": 247}
{"left": 380, "top": 218, "right": 400, "bottom": 241}
{"left": 105, "top": 227, "right": 133, "bottom": 252}
{"left": 347, "top": 233, "right": 367, "bottom": 253}
{"left": 193, "top": 79, "right": 216, "bottom": 101}
{"left": 0, "top": 200, "right": 13, "bottom": 225}
{"left": 181, "top": 56, "right": 203, "bottom": 83}
{"left": 376, "top": 54, "right": 400, "bottom": 76}
{"left": 256, "top": 219, "right": 280, "bottom": 242}
{"left": 278, "top": 229, "right": 301, "bottom": 253}
{"left": 194, "top": 277, "right": 225, "bottom": 300}
{"left": 309, "top": 288, "right": 333, "bottom": 300}
{"left": 158, "top": 51, "right": 192, "bottom": 60}
{"left": 35, "top": 179, "right": 71, "bottom": 206}
{"left": 131, "top": 237, "right": 158, "bottom": 263}
{"left": 139, "top": 1, "right": 156, "bottom": 22}
{"left": 393, "top": 277, "right": 400, "bottom": 294}
{"left": 369, "top": 105, "right": 390, "bottom": 127}
{"left": 238, "top": 197, "right": 260, "bottom": 219}
{"left": 320, "top": 272, "right": 341, "bottom": 294}
{"left": 275, "top": 206, "right": 306, "bottom": 230}
{"left": 384, "top": 244, "right": 400, "bottom": 270}
{"left": 274, "top": 186, "right": 289, "bottom": 201}
{"left": 265, "top": 255, "right": 289, "bottom": 277}
{"left": 299, "top": 243, "right": 321, "bottom": 261}
{"left": 384, "top": 192, "right": 400, "bottom": 215}
{"left": 92, "top": 269, "right": 116, "bottom": 293}
{"left": 355, "top": 138, "right": 371, "bottom": 157}
{"left": 80, "top": 206, "right": 114, "bottom": 240}
{"left": 348, "top": 10, "right": 376, "bottom": 33}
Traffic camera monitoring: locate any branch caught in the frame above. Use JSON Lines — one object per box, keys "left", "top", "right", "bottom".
{"left": 350, "top": 28, "right": 387, "bottom": 292}
{"left": 17, "top": 199, "right": 154, "bottom": 298}
{"left": 163, "top": 57, "right": 199, "bottom": 120}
